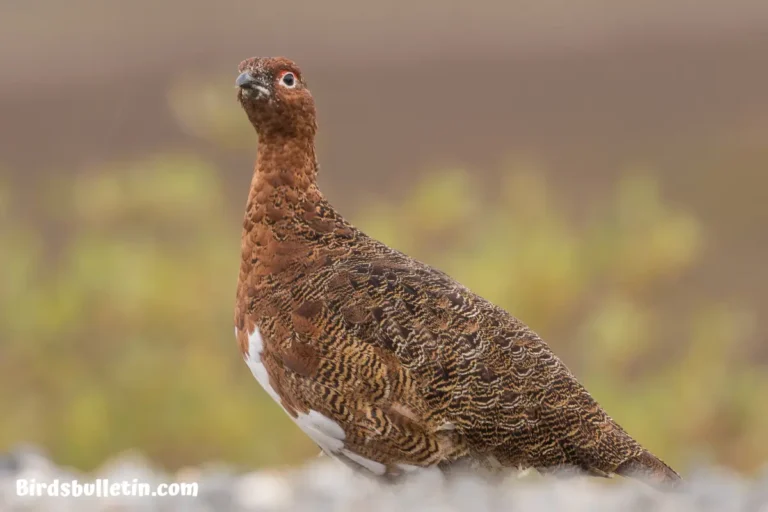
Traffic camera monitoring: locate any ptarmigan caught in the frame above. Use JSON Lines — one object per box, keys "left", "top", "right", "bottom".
{"left": 233, "top": 56, "right": 681, "bottom": 487}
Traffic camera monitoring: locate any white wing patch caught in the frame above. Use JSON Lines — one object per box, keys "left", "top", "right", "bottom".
{"left": 238, "top": 325, "right": 396, "bottom": 476}
{"left": 296, "top": 410, "right": 346, "bottom": 454}
{"left": 341, "top": 449, "right": 387, "bottom": 475}
{"left": 241, "top": 326, "right": 282, "bottom": 403}
{"left": 239, "top": 327, "right": 347, "bottom": 453}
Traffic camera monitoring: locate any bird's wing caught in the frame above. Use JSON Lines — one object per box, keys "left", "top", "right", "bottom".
{"left": 256, "top": 240, "right": 650, "bottom": 477}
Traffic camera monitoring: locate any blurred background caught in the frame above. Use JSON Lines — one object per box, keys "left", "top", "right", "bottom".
{"left": 1, "top": 0, "right": 767, "bottom": 477}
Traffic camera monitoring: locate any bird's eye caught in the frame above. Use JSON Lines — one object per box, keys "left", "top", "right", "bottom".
{"left": 279, "top": 72, "right": 296, "bottom": 88}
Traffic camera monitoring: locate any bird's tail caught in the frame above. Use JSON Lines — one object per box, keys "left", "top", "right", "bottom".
{"left": 615, "top": 449, "right": 682, "bottom": 488}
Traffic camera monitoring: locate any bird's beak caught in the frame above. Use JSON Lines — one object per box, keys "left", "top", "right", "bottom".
{"left": 236, "top": 71, "right": 257, "bottom": 88}
{"left": 236, "top": 71, "right": 271, "bottom": 99}
{"left": 235, "top": 71, "right": 272, "bottom": 100}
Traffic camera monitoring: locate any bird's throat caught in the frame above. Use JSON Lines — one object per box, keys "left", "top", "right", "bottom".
{"left": 239, "top": 136, "right": 325, "bottom": 280}
{"left": 243, "top": 135, "right": 322, "bottom": 233}
{"left": 254, "top": 135, "right": 318, "bottom": 191}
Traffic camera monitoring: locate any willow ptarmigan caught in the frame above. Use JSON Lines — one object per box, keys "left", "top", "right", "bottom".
{"left": 233, "top": 56, "right": 681, "bottom": 487}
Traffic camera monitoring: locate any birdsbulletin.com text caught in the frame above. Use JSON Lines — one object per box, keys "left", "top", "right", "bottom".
{"left": 16, "top": 478, "right": 198, "bottom": 498}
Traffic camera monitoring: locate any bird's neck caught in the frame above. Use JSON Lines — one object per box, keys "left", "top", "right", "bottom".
{"left": 255, "top": 133, "right": 318, "bottom": 185}
{"left": 245, "top": 135, "right": 322, "bottom": 225}
{"left": 239, "top": 135, "right": 331, "bottom": 283}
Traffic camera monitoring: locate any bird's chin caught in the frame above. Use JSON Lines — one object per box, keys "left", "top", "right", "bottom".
{"left": 238, "top": 86, "right": 271, "bottom": 103}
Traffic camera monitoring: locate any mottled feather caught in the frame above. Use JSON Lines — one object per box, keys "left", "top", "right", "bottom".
{"left": 233, "top": 56, "right": 681, "bottom": 487}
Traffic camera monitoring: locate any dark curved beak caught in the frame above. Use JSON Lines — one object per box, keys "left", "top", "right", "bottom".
{"left": 236, "top": 71, "right": 257, "bottom": 89}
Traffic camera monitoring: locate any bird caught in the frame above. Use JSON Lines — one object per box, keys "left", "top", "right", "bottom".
{"left": 232, "top": 56, "right": 681, "bottom": 487}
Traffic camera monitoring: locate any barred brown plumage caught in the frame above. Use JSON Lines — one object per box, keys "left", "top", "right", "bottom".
{"left": 233, "top": 56, "right": 681, "bottom": 487}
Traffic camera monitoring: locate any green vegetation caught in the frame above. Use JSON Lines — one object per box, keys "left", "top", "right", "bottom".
{"left": 0, "top": 81, "right": 764, "bottom": 474}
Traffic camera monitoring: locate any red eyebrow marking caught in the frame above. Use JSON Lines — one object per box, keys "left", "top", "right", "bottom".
{"left": 277, "top": 69, "right": 298, "bottom": 80}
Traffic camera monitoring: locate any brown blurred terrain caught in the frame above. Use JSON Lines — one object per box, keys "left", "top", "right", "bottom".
{"left": 1, "top": 1, "right": 767, "bottom": 474}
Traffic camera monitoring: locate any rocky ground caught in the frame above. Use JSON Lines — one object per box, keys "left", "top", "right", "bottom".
{"left": 1, "top": 445, "right": 766, "bottom": 511}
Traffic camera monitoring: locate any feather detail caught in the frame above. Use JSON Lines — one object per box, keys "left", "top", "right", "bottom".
{"left": 233, "top": 56, "right": 681, "bottom": 487}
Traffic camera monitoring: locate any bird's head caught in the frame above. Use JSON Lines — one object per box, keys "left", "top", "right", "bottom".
{"left": 236, "top": 56, "right": 317, "bottom": 140}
